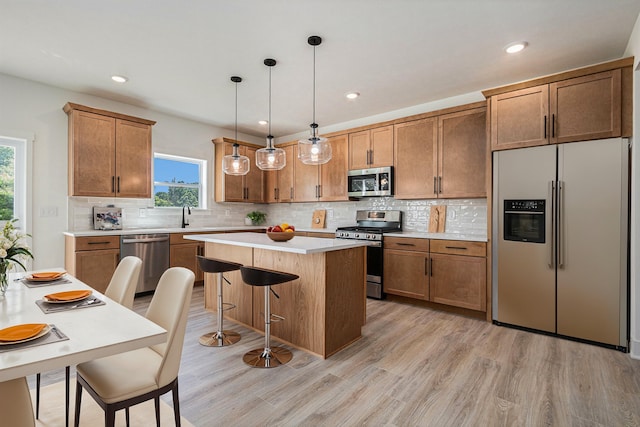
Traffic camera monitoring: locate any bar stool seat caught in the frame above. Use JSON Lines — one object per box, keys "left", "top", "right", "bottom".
{"left": 240, "top": 266, "right": 299, "bottom": 368}
{"left": 197, "top": 256, "right": 243, "bottom": 347}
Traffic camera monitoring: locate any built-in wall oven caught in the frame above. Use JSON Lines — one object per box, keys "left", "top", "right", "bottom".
{"left": 503, "top": 200, "right": 546, "bottom": 243}
{"left": 335, "top": 210, "right": 402, "bottom": 299}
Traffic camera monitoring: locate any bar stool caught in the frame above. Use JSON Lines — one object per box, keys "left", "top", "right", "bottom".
{"left": 240, "top": 265, "right": 299, "bottom": 368}
{"left": 197, "top": 255, "right": 243, "bottom": 347}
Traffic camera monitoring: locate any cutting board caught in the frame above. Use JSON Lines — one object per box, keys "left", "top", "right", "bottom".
{"left": 311, "top": 210, "right": 326, "bottom": 228}
{"left": 428, "top": 205, "right": 447, "bottom": 233}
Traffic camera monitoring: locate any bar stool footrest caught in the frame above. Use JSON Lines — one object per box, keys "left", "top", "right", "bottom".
{"left": 221, "top": 302, "right": 236, "bottom": 312}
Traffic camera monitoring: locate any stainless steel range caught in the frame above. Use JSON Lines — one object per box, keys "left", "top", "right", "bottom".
{"left": 335, "top": 210, "right": 402, "bottom": 299}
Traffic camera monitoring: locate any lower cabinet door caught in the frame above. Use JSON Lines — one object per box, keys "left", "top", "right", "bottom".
{"left": 429, "top": 253, "right": 486, "bottom": 311}
{"left": 75, "top": 249, "right": 120, "bottom": 293}
{"left": 383, "top": 249, "right": 429, "bottom": 300}
{"left": 170, "top": 243, "right": 203, "bottom": 282}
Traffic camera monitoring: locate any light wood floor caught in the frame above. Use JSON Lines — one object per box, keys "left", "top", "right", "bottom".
{"left": 34, "top": 285, "right": 640, "bottom": 426}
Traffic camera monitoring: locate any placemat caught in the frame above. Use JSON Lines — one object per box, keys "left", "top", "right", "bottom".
{"left": 36, "top": 296, "right": 106, "bottom": 314}
{"left": 0, "top": 324, "right": 68, "bottom": 353}
{"left": 22, "top": 278, "right": 73, "bottom": 288}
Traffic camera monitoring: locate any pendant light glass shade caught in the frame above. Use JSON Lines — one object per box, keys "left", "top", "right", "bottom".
{"left": 256, "top": 58, "right": 286, "bottom": 171}
{"left": 298, "top": 35, "right": 331, "bottom": 165}
{"left": 223, "top": 76, "right": 250, "bottom": 176}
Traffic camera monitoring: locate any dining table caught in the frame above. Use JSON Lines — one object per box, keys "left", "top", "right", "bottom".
{"left": 0, "top": 269, "right": 167, "bottom": 424}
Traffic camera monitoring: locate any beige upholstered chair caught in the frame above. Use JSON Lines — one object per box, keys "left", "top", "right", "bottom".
{"left": 104, "top": 256, "right": 143, "bottom": 310}
{"left": 35, "top": 256, "right": 143, "bottom": 426}
{"left": 73, "top": 267, "right": 195, "bottom": 427}
{"left": 0, "top": 377, "right": 35, "bottom": 427}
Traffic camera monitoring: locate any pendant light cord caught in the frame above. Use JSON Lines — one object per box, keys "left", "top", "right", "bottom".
{"left": 235, "top": 80, "right": 238, "bottom": 144}
{"left": 268, "top": 64, "right": 272, "bottom": 144}
{"left": 312, "top": 42, "right": 317, "bottom": 134}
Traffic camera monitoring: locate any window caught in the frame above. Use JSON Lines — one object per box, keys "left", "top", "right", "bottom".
{"left": 0, "top": 136, "right": 27, "bottom": 224}
{"left": 153, "top": 153, "right": 206, "bottom": 208}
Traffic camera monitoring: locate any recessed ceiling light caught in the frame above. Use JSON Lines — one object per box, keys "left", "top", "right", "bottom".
{"left": 346, "top": 92, "right": 360, "bottom": 100}
{"left": 111, "top": 75, "right": 128, "bottom": 83}
{"left": 505, "top": 42, "right": 528, "bottom": 54}
{"left": 258, "top": 120, "right": 268, "bottom": 126}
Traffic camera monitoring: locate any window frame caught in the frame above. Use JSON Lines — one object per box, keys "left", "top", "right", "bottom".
{"left": 153, "top": 152, "right": 207, "bottom": 209}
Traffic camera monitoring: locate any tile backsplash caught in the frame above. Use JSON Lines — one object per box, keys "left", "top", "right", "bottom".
{"left": 69, "top": 197, "right": 486, "bottom": 236}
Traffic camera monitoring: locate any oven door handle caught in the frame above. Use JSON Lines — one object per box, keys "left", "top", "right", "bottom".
{"left": 368, "top": 241, "right": 382, "bottom": 247}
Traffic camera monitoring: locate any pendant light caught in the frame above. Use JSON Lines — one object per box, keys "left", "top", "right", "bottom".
{"left": 298, "top": 35, "right": 332, "bottom": 165}
{"left": 256, "top": 58, "right": 286, "bottom": 170}
{"left": 222, "top": 76, "right": 250, "bottom": 176}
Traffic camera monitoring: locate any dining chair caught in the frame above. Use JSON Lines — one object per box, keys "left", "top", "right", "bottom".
{"left": 0, "top": 377, "right": 35, "bottom": 427}
{"left": 74, "top": 266, "right": 195, "bottom": 427}
{"left": 35, "top": 256, "right": 143, "bottom": 427}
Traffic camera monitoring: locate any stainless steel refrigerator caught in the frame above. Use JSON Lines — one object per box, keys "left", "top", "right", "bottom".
{"left": 492, "top": 138, "right": 629, "bottom": 350}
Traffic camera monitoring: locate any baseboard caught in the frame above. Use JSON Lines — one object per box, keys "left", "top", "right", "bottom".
{"left": 630, "top": 338, "right": 640, "bottom": 359}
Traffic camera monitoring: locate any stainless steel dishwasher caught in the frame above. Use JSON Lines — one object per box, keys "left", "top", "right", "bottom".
{"left": 120, "top": 233, "right": 170, "bottom": 294}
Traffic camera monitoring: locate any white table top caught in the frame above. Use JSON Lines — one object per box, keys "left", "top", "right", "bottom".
{"left": 0, "top": 270, "right": 167, "bottom": 382}
{"left": 185, "top": 232, "right": 372, "bottom": 254}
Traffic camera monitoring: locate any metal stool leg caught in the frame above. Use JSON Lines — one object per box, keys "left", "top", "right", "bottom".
{"left": 199, "top": 272, "right": 240, "bottom": 347}
{"left": 243, "top": 285, "right": 292, "bottom": 368}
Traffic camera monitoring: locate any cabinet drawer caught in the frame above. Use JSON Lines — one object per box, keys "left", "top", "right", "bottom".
{"left": 384, "top": 237, "right": 429, "bottom": 252}
{"left": 75, "top": 235, "right": 120, "bottom": 251}
{"left": 430, "top": 240, "right": 486, "bottom": 257}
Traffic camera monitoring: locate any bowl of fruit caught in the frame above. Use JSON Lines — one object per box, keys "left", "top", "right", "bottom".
{"left": 266, "top": 223, "right": 296, "bottom": 241}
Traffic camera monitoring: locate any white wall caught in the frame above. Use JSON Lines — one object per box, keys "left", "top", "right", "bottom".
{"left": 0, "top": 73, "right": 261, "bottom": 269}
{"left": 624, "top": 14, "right": 640, "bottom": 359}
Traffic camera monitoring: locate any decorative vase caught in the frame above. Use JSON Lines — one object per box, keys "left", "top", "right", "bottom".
{"left": 0, "top": 260, "right": 8, "bottom": 298}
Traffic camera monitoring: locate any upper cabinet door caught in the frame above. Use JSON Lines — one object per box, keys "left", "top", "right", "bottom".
{"left": 438, "top": 108, "right": 487, "bottom": 199}
{"left": 490, "top": 85, "right": 549, "bottom": 151}
{"left": 369, "top": 126, "right": 394, "bottom": 168}
{"left": 394, "top": 118, "right": 438, "bottom": 199}
{"left": 320, "top": 134, "right": 349, "bottom": 201}
{"left": 550, "top": 69, "right": 621, "bottom": 144}
{"left": 115, "top": 119, "right": 152, "bottom": 198}
{"left": 278, "top": 145, "right": 295, "bottom": 202}
{"left": 348, "top": 130, "right": 370, "bottom": 170}
{"left": 243, "top": 146, "right": 264, "bottom": 203}
{"left": 70, "top": 110, "right": 116, "bottom": 197}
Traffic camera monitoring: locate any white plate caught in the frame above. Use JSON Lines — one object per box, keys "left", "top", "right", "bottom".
{"left": 0, "top": 325, "right": 51, "bottom": 346}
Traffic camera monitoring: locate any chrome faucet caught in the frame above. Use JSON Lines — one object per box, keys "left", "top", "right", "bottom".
{"left": 181, "top": 206, "right": 191, "bottom": 228}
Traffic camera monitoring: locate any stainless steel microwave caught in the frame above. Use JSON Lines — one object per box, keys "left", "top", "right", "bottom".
{"left": 347, "top": 166, "right": 393, "bottom": 197}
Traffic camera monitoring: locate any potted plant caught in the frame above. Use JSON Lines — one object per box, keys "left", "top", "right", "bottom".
{"left": 246, "top": 211, "right": 267, "bottom": 225}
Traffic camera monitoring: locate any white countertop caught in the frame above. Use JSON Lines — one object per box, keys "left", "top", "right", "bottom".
{"left": 63, "top": 226, "right": 338, "bottom": 237}
{"left": 185, "top": 232, "right": 371, "bottom": 254}
{"left": 384, "top": 231, "right": 488, "bottom": 242}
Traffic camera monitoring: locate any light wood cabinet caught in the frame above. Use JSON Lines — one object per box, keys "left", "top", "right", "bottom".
{"left": 438, "top": 108, "right": 487, "bottom": 198}
{"left": 348, "top": 125, "right": 394, "bottom": 169}
{"left": 383, "top": 237, "right": 430, "bottom": 300}
{"left": 394, "top": 106, "right": 486, "bottom": 200}
{"left": 169, "top": 233, "right": 207, "bottom": 282}
{"left": 293, "top": 135, "right": 349, "bottom": 202}
{"left": 64, "top": 103, "right": 155, "bottom": 198}
{"left": 489, "top": 69, "right": 622, "bottom": 150}
{"left": 384, "top": 237, "right": 487, "bottom": 311}
{"left": 394, "top": 118, "right": 438, "bottom": 200}
{"left": 213, "top": 138, "right": 265, "bottom": 203}
{"left": 429, "top": 240, "right": 486, "bottom": 311}
{"left": 64, "top": 235, "right": 120, "bottom": 294}
{"left": 265, "top": 145, "right": 295, "bottom": 203}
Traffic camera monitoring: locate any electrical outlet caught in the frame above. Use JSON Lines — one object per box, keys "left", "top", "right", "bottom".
{"left": 327, "top": 209, "right": 334, "bottom": 218}
{"left": 225, "top": 209, "right": 230, "bottom": 217}
{"left": 139, "top": 208, "right": 146, "bottom": 217}
{"left": 39, "top": 206, "right": 58, "bottom": 217}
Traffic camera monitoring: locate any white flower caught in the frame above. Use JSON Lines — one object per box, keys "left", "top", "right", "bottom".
{"left": 0, "top": 248, "right": 7, "bottom": 258}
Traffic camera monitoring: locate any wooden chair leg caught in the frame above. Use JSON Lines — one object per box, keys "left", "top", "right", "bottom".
{"left": 35, "top": 373, "right": 41, "bottom": 419}
{"left": 73, "top": 380, "right": 82, "bottom": 427}
{"left": 172, "top": 380, "right": 181, "bottom": 427}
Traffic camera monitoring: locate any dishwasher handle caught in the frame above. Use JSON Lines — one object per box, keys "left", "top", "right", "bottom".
{"left": 121, "top": 236, "right": 170, "bottom": 244}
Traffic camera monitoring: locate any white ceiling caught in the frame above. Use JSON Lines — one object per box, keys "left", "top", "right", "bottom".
{"left": 2, "top": 0, "right": 639, "bottom": 139}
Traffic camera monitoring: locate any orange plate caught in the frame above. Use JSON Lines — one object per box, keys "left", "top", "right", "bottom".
{"left": 44, "top": 290, "right": 92, "bottom": 302}
{"left": 0, "top": 323, "right": 47, "bottom": 342}
{"left": 32, "top": 271, "right": 65, "bottom": 279}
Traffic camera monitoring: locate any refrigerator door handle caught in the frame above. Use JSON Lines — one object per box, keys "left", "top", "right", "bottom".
{"left": 549, "top": 180, "right": 556, "bottom": 268}
{"left": 558, "top": 180, "right": 564, "bottom": 268}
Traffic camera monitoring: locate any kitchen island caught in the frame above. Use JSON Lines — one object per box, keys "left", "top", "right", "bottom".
{"left": 185, "top": 232, "right": 369, "bottom": 358}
